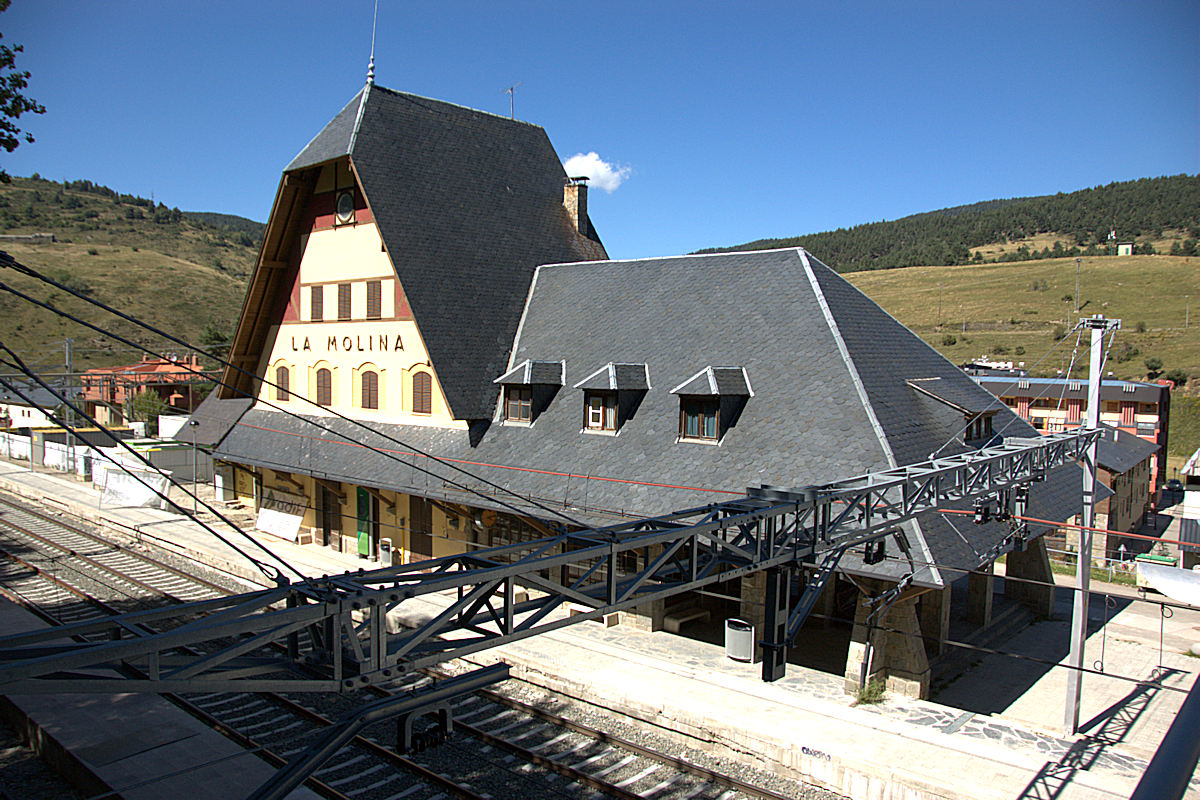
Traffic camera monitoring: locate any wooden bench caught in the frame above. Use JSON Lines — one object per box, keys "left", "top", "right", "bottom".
{"left": 663, "top": 607, "right": 710, "bottom": 634}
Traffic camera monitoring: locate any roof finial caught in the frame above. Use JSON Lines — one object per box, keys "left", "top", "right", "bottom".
{"left": 367, "top": 0, "right": 379, "bottom": 85}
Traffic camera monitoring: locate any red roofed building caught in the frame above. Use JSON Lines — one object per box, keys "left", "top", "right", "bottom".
{"left": 80, "top": 354, "right": 214, "bottom": 427}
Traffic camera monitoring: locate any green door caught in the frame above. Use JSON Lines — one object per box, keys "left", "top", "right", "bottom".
{"left": 356, "top": 487, "right": 371, "bottom": 557}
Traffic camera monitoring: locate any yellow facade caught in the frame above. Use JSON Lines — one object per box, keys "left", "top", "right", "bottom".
{"left": 254, "top": 222, "right": 464, "bottom": 429}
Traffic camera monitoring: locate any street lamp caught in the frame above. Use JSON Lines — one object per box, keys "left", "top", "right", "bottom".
{"left": 189, "top": 419, "right": 199, "bottom": 515}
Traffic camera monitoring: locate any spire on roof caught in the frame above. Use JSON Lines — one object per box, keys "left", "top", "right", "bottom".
{"left": 367, "top": 0, "right": 378, "bottom": 85}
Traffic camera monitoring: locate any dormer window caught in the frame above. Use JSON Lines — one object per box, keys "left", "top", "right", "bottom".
{"left": 679, "top": 397, "right": 719, "bottom": 439}
{"left": 670, "top": 366, "right": 753, "bottom": 444}
{"left": 505, "top": 385, "right": 532, "bottom": 422}
{"left": 585, "top": 391, "right": 617, "bottom": 431}
{"left": 494, "top": 359, "right": 565, "bottom": 425}
{"left": 574, "top": 363, "right": 650, "bottom": 435}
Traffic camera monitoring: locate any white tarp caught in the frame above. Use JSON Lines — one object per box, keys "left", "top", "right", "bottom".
{"left": 100, "top": 465, "right": 170, "bottom": 509}
{"left": 1138, "top": 562, "right": 1200, "bottom": 607}
{"left": 256, "top": 487, "right": 306, "bottom": 542}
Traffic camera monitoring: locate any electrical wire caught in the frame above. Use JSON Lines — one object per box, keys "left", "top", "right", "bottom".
{"left": 0, "top": 344, "right": 305, "bottom": 584}
{"left": 0, "top": 256, "right": 592, "bottom": 530}
{"left": 928, "top": 319, "right": 1086, "bottom": 459}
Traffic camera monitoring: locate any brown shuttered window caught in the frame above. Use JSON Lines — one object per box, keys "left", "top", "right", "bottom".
{"left": 310, "top": 285, "right": 323, "bottom": 321}
{"left": 505, "top": 386, "right": 532, "bottom": 422}
{"left": 316, "top": 368, "right": 332, "bottom": 406}
{"left": 366, "top": 280, "right": 381, "bottom": 319}
{"left": 275, "top": 366, "right": 290, "bottom": 401}
{"left": 338, "top": 282, "right": 352, "bottom": 320}
{"left": 361, "top": 371, "right": 378, "bottom": 410}
{"left": 412, "top": 372, "right": 432, "bottom": 415}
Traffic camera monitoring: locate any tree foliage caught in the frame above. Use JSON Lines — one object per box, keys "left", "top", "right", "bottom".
{"left": 699, "top": 175, "right": 1200, "bottom": 273}
{"left": 0, "top": 1, "right": 45, "bottom": 183}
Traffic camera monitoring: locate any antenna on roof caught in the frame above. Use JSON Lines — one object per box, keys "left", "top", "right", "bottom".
{"left": 366, "top": 0, "right": 379, "bottom": 85}
{"left": 502, "top": 81, "right": 522, "bottom": 119}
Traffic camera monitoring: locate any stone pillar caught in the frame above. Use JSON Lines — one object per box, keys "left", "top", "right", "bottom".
{"left": 738, "top": 571, "right": 767, "bottom": 662}
{"left": 619, "top": 598, "right": 665, "bottom": 631}
{"left": 1003, "top": 537, "right": 1055, "bottom": 618}
{"left": 918, "top": 585, "right": 951, "bottom": 657}
{"left": 966, "top": 562, "right": 994, "bottom": 628}
{"left": 843, "top": 581, "right": 931, "bottom": 699}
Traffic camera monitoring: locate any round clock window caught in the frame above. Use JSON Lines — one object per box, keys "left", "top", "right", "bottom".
{"left": 335, "top": 191, "right": 355, "bottom": 224}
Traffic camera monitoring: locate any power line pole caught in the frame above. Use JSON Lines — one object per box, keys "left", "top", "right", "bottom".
{"left": 1064, "top": 314, "right": 1120, "bottom": 735}
{"left": 64, "top": 338, "right": 74, "bottom": 473}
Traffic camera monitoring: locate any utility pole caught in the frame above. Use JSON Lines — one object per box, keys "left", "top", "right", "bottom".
{"left": 64, "top": 339, "right": 74, "bottom": 474}
{"left": 1080, "top": 262, "right": 1089, "bottom": 321}
{"left": 1064, "top": 314, "right": 1121, "bottom": 735}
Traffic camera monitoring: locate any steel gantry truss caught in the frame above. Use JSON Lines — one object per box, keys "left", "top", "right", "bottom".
{"left": 0, "top": 429, "right": 1100, "bottom": 694}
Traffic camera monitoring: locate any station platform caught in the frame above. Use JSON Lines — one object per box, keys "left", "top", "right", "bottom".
{"left": 0, "top": 600, "right": 317, "bottom": 800}
{"left": 0, "top": 460, "right": 1197, "bottom": 800}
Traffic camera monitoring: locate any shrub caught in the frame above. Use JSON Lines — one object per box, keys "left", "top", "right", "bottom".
{"left": 991, "top": 344, "right": 1010, "bottom": 355}
{"left": 941, "top": 334, "right": 957, "bottom": 346}
{"left": 1053, "top": 325, "right": 1066, "bottom": 341}
{"left": 855, "top": 678, "right": 887, "bottom": 705}
{"left": 1145, "top": 357, "right": 1163, "bottom": 378}
{"left": 1165, "top": 368, "right": 1189, "bottom": 387}
{"left": 86, "top": 248, "right": 98, "bottom": 256}
{"left": 1015, "top": 346, "right": 1025, "bottom": 355}
{"left": 1136, "top": 321, "right": 1147, "bottom": 333}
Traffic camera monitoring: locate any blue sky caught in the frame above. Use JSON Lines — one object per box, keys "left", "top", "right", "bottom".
{"left": 4, "top": 1, "right": 1197, "bottom": 260}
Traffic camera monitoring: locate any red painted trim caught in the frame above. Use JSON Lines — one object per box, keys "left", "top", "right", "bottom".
{"left": 394, "top": 279, "right": 413, "bottom": 321}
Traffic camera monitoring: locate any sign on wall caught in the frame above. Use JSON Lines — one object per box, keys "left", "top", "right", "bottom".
{"left": 256, "top": 487, "right": 307, "bottom": 541}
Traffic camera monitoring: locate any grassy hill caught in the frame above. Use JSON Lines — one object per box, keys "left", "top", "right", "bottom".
{"left": 846, "top": 254, "right": 1200, "bottom": 457}
{"left": 701, "top": 175, "right": 1200, "bottom": 272}
{"left": 0, "top": 176, "right": 255, "bottom": 370}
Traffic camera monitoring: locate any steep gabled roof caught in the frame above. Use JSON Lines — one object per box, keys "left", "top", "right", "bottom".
{"left": 265, "top": 84, "right": 607, "bottom": 420}
{"left": 216, "top": 247, "right": 1082, "bottom": 586}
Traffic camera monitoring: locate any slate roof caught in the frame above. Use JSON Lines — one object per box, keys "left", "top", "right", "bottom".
{"left": 973, "top": 375, "right": 1169, "bottom": 405}
{"left": 0, "top": 376, "right": 63, "bottom": 412}
{"left": 1096, "top": 424, "right": 1159, "bottom": 474}
{"left": 216, "top": 248, "right": 1084, "bottom": 587}
{"left": 906, "top": 377, "right": 997, "bottom": 415}
{"left": 284, "top": 84, "right": 607, "bottom": 420}
{"left": 177, "top": 393, "right": 254, "bottom": 447}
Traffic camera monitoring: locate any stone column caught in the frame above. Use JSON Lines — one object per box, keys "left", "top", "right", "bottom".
{"left": 918, "top": 585, "right": 951, "bottom": 657}
{"left": 1003, "top": 537, "right": 1055, "bottom": 618}
{"left": 843, "top": 580, "right": 931, "bottom": 699}
{"left": 965, "top": 562, "right": 994, "bottom": 628}
{"left": 738, "top": 570, "right": 767, "bottom": 662}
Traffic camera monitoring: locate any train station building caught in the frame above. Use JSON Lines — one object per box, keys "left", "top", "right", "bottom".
{"left": 194, "top": 82, "right": 1082, "bottom": 698}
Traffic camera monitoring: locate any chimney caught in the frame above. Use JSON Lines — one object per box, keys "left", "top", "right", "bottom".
{"left": 564, "top": 176, "right": 589, "bottom": 235}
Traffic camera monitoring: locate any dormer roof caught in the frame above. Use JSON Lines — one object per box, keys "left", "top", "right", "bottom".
{"left": 670, "top": 366, "right": 753, "bottom": 397}
{"left": 494, "top": 359, "right": 566, "bottom": 386}
{"left": 573, "top": 363, "right": 650, "bottom": 392}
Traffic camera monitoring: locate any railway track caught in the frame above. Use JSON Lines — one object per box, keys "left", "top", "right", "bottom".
{"left": 0, "top": 489, "right": 839, "bottom": 800}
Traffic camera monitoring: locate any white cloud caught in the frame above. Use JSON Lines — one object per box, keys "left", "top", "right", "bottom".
{"left": 562, "top": 152, "right": 631, "bottom": 193}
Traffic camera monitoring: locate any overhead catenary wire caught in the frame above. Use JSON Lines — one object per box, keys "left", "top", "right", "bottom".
{"left": 928, "top": 318, "right": 1088, "bottom": 459}
{"left": 0, "top": 344, "right": 305, "bottom": 584}
{"left": 0, "top": 253, "right": 594, "bottom": 530}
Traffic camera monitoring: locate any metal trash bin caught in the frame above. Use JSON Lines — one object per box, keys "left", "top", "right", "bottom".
{"left": 725, "top": 618, "right": 754, "bottom": 662}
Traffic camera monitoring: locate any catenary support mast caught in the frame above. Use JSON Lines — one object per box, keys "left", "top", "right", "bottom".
{"left": 1063, "top": 314, "right": 1120, "bottom": 735}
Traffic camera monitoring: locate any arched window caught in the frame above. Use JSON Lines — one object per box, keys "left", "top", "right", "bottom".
{"left": 316, "top": 368, "right": 332, "bottom": 406}
{"left": 412, "top": 372, "right": 431, "bottom": 415}
{"left": 275, "top": 365, "right": 290, "bottom": 401}
{"left": 361, "top": 370, "right": 378, "bottom": 410}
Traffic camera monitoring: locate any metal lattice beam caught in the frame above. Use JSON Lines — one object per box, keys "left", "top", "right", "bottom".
{"left": 0, "top": 429, "right": 1100, "bottom": 695}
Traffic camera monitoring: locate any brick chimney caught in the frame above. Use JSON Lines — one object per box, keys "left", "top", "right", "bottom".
{"left": 564, "top": 176, "right": 589, "bottom": 235}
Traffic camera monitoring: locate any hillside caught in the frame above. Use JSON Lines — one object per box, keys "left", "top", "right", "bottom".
{"left": 846, "top": 254, "right": 1200, "bottom": 456}
{"left": 701, "top": 175, "right": 1200, "bottom": 272}
{"left": 0, "top": 176, "right": 255, "bottom": 370}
